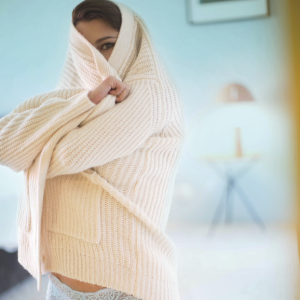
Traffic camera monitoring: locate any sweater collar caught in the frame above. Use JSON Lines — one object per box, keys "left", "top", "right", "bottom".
{"left": 108, "top": 2, "right": 135, "bottom": 73}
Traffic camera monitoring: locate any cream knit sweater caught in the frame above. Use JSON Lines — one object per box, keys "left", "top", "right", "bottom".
{"left": 0, "top": 2, "right": 185, "bottom": 300}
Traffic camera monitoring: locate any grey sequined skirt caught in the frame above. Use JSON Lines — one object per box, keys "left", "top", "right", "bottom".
{"left": 46, "top": 272, "right": 142, "bottom": 300}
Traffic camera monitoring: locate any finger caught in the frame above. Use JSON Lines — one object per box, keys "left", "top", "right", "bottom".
{"left": 109, "top": 87, "right": 122, "bottom": 96}
{"left": 115, "top": 86, "right": 130, "bottom": 102}
{"left": 114, "top": 83, "right": 130, "bottom": 96}
{"left": 115, "top": 88, "right": 128, "bottom": 102}
{"left": 110, "top": 82, "right": 127, "bottom": 96}
{"left": 108, "top": 80, "right": 125, "bottom": 96}
{"left": 109, "top": 82, "right": 130, "bottom": 94}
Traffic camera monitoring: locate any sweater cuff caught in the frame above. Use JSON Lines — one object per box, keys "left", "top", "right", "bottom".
{"left": 81, "top": 89, "right": 97, "bottom": 107}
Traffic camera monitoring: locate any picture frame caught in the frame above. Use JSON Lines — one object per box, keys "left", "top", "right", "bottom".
{"left": 186, "top": 0, "right": 269, "bottom": 25}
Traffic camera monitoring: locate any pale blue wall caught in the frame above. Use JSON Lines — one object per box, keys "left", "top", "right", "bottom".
{"left": 0, "top": 0, "right": 295, "bottom": 224}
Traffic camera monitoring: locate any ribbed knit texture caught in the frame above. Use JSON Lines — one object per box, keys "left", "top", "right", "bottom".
{"left": 0, "top": 2, "right": 185, "bottom": 300}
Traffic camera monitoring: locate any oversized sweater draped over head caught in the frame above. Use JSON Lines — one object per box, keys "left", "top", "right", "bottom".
{"left": 0, "top": 2, "right": 185, "bottom": 300}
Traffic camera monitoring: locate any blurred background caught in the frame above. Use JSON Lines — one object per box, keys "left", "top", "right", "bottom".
{"left": 0, "top": 0, "right": 299, "bottom": 299}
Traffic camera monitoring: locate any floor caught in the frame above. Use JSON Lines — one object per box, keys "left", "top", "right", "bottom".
{"left": 0, "top": 221, "right": 299, "bottom": 300}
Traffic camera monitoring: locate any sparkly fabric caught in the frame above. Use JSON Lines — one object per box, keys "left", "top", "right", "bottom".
{"left": 46, "top": 272, "right": 142, "bottom": 300}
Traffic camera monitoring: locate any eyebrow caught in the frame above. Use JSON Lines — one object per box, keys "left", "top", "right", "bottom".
{"left": 95, "top": 36, "right": 117, "bottom": 44}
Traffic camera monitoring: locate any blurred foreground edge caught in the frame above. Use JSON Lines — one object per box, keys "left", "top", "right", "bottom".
{"left": 0, "top": 249, "right": 30, "bottom": 294}
{"left": 286, "top": 0, "right": 300, "bottom": 297}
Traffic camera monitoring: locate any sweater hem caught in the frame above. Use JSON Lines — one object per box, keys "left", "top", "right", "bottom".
{"left": 17, "top": 228, "right": 180, "bottom": 300}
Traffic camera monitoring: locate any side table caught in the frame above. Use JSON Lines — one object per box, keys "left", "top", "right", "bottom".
{"left": 200, "top": 154, "right": 267, "bottom": 237}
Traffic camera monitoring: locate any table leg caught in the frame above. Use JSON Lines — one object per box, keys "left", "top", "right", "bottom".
{"left": 225, "top": 176, "right": 234, "bottom": 224}
{"left": 232, "top": 180, "right": 266, "bottom": 231}
{"left": 207, "top": 183, "right": 228, "bottom": 237}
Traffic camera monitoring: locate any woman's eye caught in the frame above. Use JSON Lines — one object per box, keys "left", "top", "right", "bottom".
{"left": 101, "top": 43, "right": 115, "bottom": 50}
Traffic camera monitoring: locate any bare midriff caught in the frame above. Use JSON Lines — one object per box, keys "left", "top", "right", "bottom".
{"left": 51, "top": 272, "right": 107, "bottom": 292}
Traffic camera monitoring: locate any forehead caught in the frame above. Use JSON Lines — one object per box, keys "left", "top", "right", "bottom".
{"left": 75, "top": 19, "right": 118, "bottom": 44}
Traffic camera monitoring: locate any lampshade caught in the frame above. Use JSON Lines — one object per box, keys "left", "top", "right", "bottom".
{"left": 215, "top": 83, "right": 254, "bottom": 104}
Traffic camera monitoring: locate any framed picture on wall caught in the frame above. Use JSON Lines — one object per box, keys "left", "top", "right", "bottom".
{"left": 186, "top": 0, "right": 269, "bottom": 25}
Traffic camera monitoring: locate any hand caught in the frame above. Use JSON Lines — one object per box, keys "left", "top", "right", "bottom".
{"left": 88, "top": 75, "right": 131, "bottom": 105}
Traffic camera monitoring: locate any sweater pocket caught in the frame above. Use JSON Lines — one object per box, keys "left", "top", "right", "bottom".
{"left": 16, "top": 170, "right": 31, "bottom": 233}
{"left": 43, "top": 174, "right": 102, "bottom": 244}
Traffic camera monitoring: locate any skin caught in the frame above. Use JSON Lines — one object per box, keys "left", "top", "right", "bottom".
{"left": 51, "top": 18, "right": 124, "bottom": 293}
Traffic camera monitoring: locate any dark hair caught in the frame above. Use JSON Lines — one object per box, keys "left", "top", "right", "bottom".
{"left": 72, "top": 0, "right": 122, "bottom": 31}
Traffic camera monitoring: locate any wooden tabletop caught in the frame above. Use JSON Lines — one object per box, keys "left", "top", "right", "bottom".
{"left": 199, "top": 153, "right": 261, "bottom": 163}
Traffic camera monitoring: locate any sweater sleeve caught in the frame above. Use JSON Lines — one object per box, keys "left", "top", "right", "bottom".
{"left": 46, "top": 80, "right": 173, "bottom": 179}
{"left": 0, "top": 89, "right": 96, "bottom": 173}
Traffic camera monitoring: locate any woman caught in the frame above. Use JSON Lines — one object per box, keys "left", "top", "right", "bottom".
{"left": 0, "top": 0, "right": 185, "bottom": 299}
{"left": 50, "top": 0, "right": 135, "bottom": 296}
